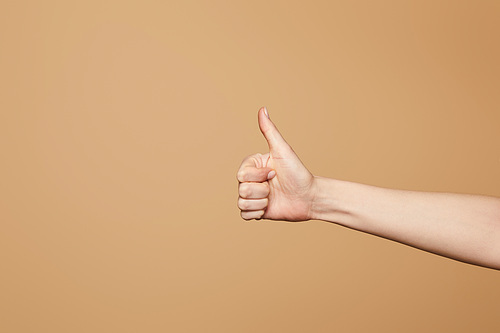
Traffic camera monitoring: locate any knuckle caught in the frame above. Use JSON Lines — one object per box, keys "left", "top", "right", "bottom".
{"left": 243, "top": 153, "right": 260, "bottom": 162}
{"left": 241, "top": 154, "right": 252, "bottom": 163}
{"left": 239, "top": 183, "right": 251, "bottom": 198}
{"left": 240, "top": 211, "right": 252, "bottom": 221}
{"left": 236, "top": 169, "right": 246, "bottom": 182}
{"left": 237, "top": 198, "right": 248, "bottom": 210}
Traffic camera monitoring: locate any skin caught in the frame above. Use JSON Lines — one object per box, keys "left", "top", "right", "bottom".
{"left": 237, "top": 107, "right": 500, "bottom": 270}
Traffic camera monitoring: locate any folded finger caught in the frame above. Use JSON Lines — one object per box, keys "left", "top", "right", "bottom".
{"left": 240, "top": 210, "right": 265, "bottom": 221}
{"left": 238, "top": 182, "right": 270, "bottom": 199}
{"left": 238, "top": 198, "right": 268, "bottom": 211}
{"left": 237, "top": 166, "right": 275, "bottom": 183}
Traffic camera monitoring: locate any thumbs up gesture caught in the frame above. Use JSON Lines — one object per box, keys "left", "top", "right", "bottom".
{"left": 237, "top": 107, "right": 317, "bottom": 221}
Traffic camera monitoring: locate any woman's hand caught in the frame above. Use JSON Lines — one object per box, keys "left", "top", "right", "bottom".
{"left": 237, "top": 107, "right": 316, "bottom": 221}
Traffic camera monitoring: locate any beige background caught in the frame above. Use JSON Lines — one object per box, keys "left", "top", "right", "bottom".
{"left": 1, "top": 1, "right": 500, "bottom": 332}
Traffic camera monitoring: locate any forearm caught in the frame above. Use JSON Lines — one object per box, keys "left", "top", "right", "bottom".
{"left": 310, "top": 176, "right": 500, "bottom": 270}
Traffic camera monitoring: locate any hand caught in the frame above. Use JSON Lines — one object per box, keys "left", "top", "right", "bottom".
{"left": 237, "top": 107, "right": 316, "bottom": 221}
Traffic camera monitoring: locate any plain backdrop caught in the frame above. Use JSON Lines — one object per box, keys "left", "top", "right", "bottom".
{"left": 1, "top": 1, "right": 500, "bottom": 332}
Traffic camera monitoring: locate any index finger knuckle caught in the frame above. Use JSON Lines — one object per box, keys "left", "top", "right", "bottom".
{"left": 236, "top": 169, "right": 247, "bottom": 182}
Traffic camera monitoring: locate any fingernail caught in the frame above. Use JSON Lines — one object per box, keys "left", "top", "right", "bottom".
{"left": 267, "top": 170, "right": 276, "bottom": 179}
{"left": 263, "top": 107, "right": 269, "bottom": 119}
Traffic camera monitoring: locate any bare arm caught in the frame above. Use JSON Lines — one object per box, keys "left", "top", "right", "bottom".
{"left": 237, "top": 107, "right": 500, "bottom": 270}
{"left": 311, "top": 177, "right": 500, "bottom": 270}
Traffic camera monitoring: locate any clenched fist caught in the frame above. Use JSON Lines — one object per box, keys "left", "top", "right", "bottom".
{"left": 237, "top": 107, "right": 317, "bottom": 221}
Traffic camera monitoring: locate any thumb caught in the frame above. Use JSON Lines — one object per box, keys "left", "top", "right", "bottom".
{"left": 258, "top": 107, "right": 291, "bottom": 153}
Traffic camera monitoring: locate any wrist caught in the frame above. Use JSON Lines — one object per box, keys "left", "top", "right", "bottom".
{"left": 310, "top": 176, "right": 352, "bottom": 223}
